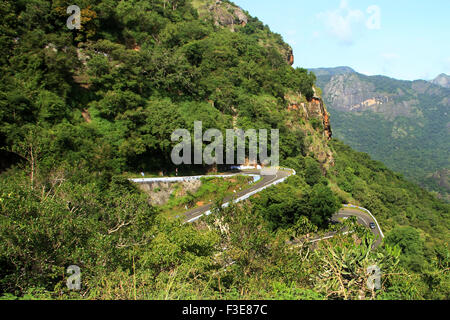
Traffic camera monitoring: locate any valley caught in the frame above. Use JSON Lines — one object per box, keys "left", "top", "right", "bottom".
{"left": 311, "top": 67, "right": 450, "bottom": 201}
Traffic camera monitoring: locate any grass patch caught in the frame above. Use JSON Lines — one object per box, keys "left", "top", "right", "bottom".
{"left": 161, "top": 175, "right": 255, "bottom": 218}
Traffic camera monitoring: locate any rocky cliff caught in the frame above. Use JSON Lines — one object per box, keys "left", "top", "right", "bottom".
{"left": 202, "top": 0, "right": 249, "bottom": 30}
{"left": 316, "top": 72, "right": 421, "bottom": 119}
{"left": 285, "top": 90, "right": 332, "bottom": 140}
{"left": 285, "top": 90, "right": 334, "bottom": 169}
{"left": 311, "top": 67, "right": 450, "bottom": 200}
{"left": 431, "top": 73, "right": 450, "bottom": 89}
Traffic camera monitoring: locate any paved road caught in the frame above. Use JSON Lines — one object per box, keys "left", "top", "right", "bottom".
{"left": 133, "top": 168, "right": 383, "bottom": 247}
{"left": 183, "top": 169, "right": 292, "bottom": 222}
{"left": 305, "top": 208, "right": 383, "bottom": 248}
{"left": 179, "top": 170, "right": 383, "bottom": 247}
{"left": 334, "top": 208, "right": 383, "bottom": 247}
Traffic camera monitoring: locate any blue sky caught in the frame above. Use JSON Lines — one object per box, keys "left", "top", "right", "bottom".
{"left": 233, "top": 0, "right": 450, "bottom": 80}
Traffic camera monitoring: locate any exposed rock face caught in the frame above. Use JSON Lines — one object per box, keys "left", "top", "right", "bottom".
{"left": 285, "top": 91, "right": 334, "bottom": 169}
{"left": 231, "top": 6, "right": 248, "bottom": 26}
{"left": 196, "top": 0, "right": 294, "bottom": 65}
{"left": 431, "top": 73, "right": 450, "bottom": 89}
{"left": 322, "top": 73, "right": 385, "bottom": 112}
{"left": 317, "top": 73, "right": 422, "bottom": 119}
{"left": 313, "top": 69, "right": 450, "bottom": 119}
{"left": 309, "top": 96, "right": 332, "bottom": 140}
{"left": 310, "top": 66, "right": 355, "bottom": 77}
{"left": 311, "top": 67, "right": 450, "bottom": 199}
{"left": 137, "top": 180, "right": 202, "bottom": 206}
{"left": 81, "top": 109, "right": 92, "bottom": 123}
{"left": 207, "top": 0, "right": 248, "bottom": 30}
{"left": 287, "top": 47, "right": 294, "bottom": 65}
{"left": 286, "top": 93, "right": 332, "bottom": 140}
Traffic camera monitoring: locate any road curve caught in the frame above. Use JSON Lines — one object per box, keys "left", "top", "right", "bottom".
{"left": 303, "top": 208, "right": 384, "bottom": 248}
{"left": 131, "top": 169, "right": 383, "bottom": 247}
{"left": 335, "top": 206, "right": 384, "bottom": 248}
{"left": 183, "top": 168, "right": 293, "bottom": 223}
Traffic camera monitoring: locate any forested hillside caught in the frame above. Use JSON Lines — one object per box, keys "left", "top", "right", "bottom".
{"left": 312, "top": 67, "right": 450, "bottom": 201}
{"left": 0, "top": 0, "right": 448, "bottom": 300}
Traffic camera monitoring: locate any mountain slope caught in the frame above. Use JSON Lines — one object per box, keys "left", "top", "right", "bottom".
{"left": 308, "top": 66, "right": 355, "bottom": 77}
{"left": 0, "top": 0, "right": 448, "bottom": 300}
{"left": 431, "top": 73, "right": 450, "bottom": 88}
{"left": 311, "top": 68, "right": 450, "bottom": 201}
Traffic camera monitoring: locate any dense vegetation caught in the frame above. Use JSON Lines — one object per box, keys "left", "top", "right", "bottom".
{"left": 314, "top": 69, "right": 450, "bottom": 201}
{"left": 328, "top": 106, "right": 449, "bottom": 201}
{"left": 0, "top": 0, "right": 448, "bottom": 300}
{"left": 328, "top": 141, "right": 449, "bottom": 273}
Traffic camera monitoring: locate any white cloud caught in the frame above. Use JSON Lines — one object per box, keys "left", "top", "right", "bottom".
{"left": 317, "top": 0, "right": 365, "bottom": 45}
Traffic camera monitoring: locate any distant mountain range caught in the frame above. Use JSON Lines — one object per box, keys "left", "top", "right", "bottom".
{"left": 431, "top": 73, "right": 450, "bottom": 88}
{"left": 310, "top": 67, "right": 450, "bottom": 201}
{"left": 309, "top": 66, "right": 356, "bottom": 77}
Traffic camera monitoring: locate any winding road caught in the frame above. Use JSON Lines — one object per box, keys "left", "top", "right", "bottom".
{"left": 132, "top": 168, "right": 384, "bottom": 247}
{"left": 183, "top": 168, "right": 292, "bottom": 223}
{"left": 306, "top": 207, "right": 384, "bottom": 248}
